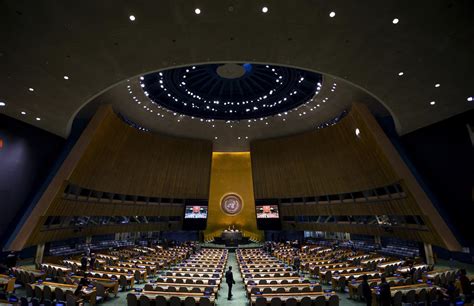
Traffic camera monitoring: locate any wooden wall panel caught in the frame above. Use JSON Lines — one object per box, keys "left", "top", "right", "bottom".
{"left": 251, "top": 105, "right": 398, "bottom": 199}
{"left": 69, "top": 108, "right": 212, "bottom": 199}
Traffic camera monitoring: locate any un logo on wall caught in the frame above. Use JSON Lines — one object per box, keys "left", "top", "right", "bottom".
{"left": 220, "top": 193, "right": 243, "bottom": 216}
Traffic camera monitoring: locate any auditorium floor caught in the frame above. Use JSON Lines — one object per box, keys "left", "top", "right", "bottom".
{"left": 12, "top": 257, "right": 474, "bottom": 305}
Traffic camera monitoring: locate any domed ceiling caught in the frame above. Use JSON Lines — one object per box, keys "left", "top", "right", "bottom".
{"left": 82, "top": 62, "right": 389, "bottom": 151}
{"left": 140, "top": 63, "right": 322, "bottom": 120}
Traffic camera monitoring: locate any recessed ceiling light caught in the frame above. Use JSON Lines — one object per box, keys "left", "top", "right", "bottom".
{"left": 392, "top": 18, "right": 399, "bottom": 24}
{"left": 329, "top": 11, "right": 336, "bottom": 18}
{"left": 434, "top": 83, "right": 440, "bottom": 88}
{"left": 355, "top": 128, "right": 360, "bottom": 136}
{"left": 0, "top": 101, "right": 5, "bottom": 107}
{"left": 28, "top": 87, "right": 34, "bottom": 92}
{"left": 262, "top": 6, "right": 268, "bottom": 13}
{"left": 129, "top": 15, "right": 136, "bottom": 21}
{"left": 430, "top": 101, "right": 436, "bottom": 105}
{"left": 194, "top": 8, "right": 201, "bottom": 14}
{"left": 214, "top": 136, "right": 218, "bottom": 140}
{"left": 35, "top": 117, "right": 41, "bottom": 121}
{"left": 468, "top": 96, "right": 473, "bottom": 102}
{"left": 21, "top": 111, "right": 26, "bottom": 115}
{"left": 63, "top": 75, "right": 69, "bottom": 80}
{"left": 398, "top": 72, "right": 404, "bottom": 76}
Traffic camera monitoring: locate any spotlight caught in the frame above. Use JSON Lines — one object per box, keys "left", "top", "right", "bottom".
{"left": 392, "top": 18, "right": 399, "bottom": 24}
{"left": 329, "top": 11, "right": 336, "bottom": 18}
{"left": 262, "top": 6, "right": 268, "bottom": 13}
{"left": 195, "top": 8, "right": 201, "bottom": 14}
{"left": 129, "top": 15, "right": 136, "bottom": 21}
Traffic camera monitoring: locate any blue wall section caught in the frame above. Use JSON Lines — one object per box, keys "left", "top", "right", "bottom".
{"left": 0, "top": 114, "right": 64, "bottom": 247}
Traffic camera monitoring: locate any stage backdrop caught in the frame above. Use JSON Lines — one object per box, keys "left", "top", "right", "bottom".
{"left": 204, "top": 152, "right": 262, "bottom": 241}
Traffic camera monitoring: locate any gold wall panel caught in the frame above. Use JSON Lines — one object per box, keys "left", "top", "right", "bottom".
{"left": 205, "top": 152, "right": 262, "bottom": 240}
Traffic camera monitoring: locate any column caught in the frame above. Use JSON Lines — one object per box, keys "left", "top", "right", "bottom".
{"left": 424, "top": 243, "right": 435, "bottom": 265}
{"left": 35, "top": 244, "right": 45, "bottom": 266}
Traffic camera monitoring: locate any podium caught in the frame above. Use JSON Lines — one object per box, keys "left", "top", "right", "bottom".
{"left": 221, "top": 231, "right": 243, "bottom": 247}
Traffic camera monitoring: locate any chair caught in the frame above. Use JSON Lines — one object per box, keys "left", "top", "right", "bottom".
{"left": 167, "top": 286, "right": 176, "bottom": 292}
{"left": 54, "top": 287, "right": 65, "bottom": 301}
{"left": 184, "top": 297, "right": 196, "bottom": 306}
{"left": 198, "top": 297, "right": 211, "bottom": 306}
{"left": 405, "top": 289, "right": 416, "bottom": 304}
{"left": 126, "top": 293, "right": 138, "bottom": 306}
{"left": 328, "top": 295, "right": 339, "bottom": 306}
{"left": 286, "top": 298, "right": 297, "bottom": 306}
{"left": 392, "top": 291, "right": 403, "bottom": 306}
{"left": 179, "top": 287, "right": 188, "bottom": 292}
{"left": 25, "top": 283, "right": 34, "bottom": 299}
{"left": 43, "top": 285, "right": 53, "bottom": 301}
{"left": 270, "top": 297, "right": 282, "bottom": 306}
{"left": 185, "top": 279, "right": 193, "bottom": 284}
{"left": 418, "top": 289, "right": 427, "bottom": 305}
{"left": 313, "top": 285, "right": 322, "bottom": 292}
{"left": 95, "top": 283, "right": 109, "bottom": 302}
{"left": 300, "top": 297, "right": 312, "bottom": 306}
{"left": 259, "top": 279, "right": 267, "bottom": 284}
{"left": 155, "top": 286, "right": 163, "bottom": 291}
{"left": 302, "top": 287, "right": 311, "bottom": 292}
{"left": 289, "top": 287, "right": 299, "bottom": 293}
{"left": 139, "top": 295, "right": 151, "bottom": 306}
{"left": 66, "top": 294, "right": 81, "bottom": 306}
{"left": 176, "top": 278, "right": 184, "bottom": 283}
{"left": 143, "top": 284, "right": 153, "bottom": 291}
{"left": 155, "top": 296, "right": 167, "bottom": 306}
{"left": 34, "top": 286, "right": 43, "bottom": 301}
{"left": 31, "top": 298, "right": 40, "bottom": 306}
{"left": 20, "top": 297, "right": 29, "bottom": 306}
{"left": 263, "top": 287, "right": 272, "bottom": 293}
{"left": 169, "top": 296, "right": 181, "bottom": 306}
{"left": 314, "top": 295, "right": 326, "bottom": 306}
{"left": 256, "top": 297, "right": 267, "bottom": 306}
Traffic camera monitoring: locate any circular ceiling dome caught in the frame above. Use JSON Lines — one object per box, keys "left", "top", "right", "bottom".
{"left": 140, "top": 63, "right": 323, "bottom": 120}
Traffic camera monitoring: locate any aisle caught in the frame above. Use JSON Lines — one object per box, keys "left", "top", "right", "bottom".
{"left": 216, "top": 252, "right": 248, "bottom": 305}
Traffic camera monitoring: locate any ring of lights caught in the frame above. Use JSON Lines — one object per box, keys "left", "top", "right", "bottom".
{"left": 140, "top": 63, "right": 323, "bottom": 120}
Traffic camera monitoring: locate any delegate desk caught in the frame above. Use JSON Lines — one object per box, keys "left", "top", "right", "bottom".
{"left": 396, "top": 264, "right": 429, "bottom": 274}
{"left": 71, "top": 275, "right": 119, "bottom": 297}
{"left": 133, "top": 290, "right": 216, "bottom": 304}
{"left": 31, "top": 281, "right": 97, "bottom": 305}
{"left": 347, "top": 277, "right": 407, "bottom": 298}
{"left": 146, "top": 283, "right": 219, "bottom": 295}
{"left": 250, "top": 291, "right": 338, "bottom": 306}
{"left": 86, "top": 271, "right": 135, "bottom": 288}
{"left": 370, "top": 283, "right": 441, "bottom": 306}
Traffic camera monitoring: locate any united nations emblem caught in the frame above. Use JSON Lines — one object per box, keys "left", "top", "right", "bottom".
{"left": 220, "top": 193, "right": 243, "bottom": 215}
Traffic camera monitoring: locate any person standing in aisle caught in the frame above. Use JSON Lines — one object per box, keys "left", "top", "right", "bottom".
{"left": 225, "top": 266, "right": 236, "bottom": 300}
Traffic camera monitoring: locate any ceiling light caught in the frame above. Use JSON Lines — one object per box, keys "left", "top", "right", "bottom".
{"left": 35, "top": 117, "right": 41, "bottom": 121}
{"left": 329, "top": 11, "right": 336, "bottom": 18}
{"left": 262, "top": 6, "right": 268, "bottom": 13}
{"left": 21, "top": 111, "right": 26, "bottom": 115}
{"left": 430, "top": 101, "right": 436, "bottom": 105}
{"left": 355, "top": 128, "right": 360, "bottom": 136}
{"left": 214, "top": 137, "right": 218, "bottom": 140}
{"left": 194, "top": 8, "right": 201, "bottom": 14}
{"left": 398, "top": 72, "right": 404, "bottom": 76}
{"left": 435, "top": 83, "right": 440, "bottom": 88}
{"left": 0, "top": 101, "right": 5, "bottom": 107}
{"left": 468, "top": 96, "right": 473, "bottom": 102}
{"left": 28, "top": 87, "right": 34, "bottom": 92}
{"left": 392, "top": 18, "right": 399, "bottom": 24}
{"left": 63, "top": 75, "right": 69, "bottom": 80}
{"left": 129, "top": 15, "right": 136, "bottom": 21}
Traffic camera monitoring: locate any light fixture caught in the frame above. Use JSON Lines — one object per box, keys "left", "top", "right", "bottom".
{"left": 430, "top": 101, "right": 436, "bottom": 105}
{"left": 392, "top": 18, "right": 399, "bottom": 24}
{"left": 0, "top": 101, "right": 5, "bottom": 107}
{"left": 194, "top": 8, "right": 201, "bottom": 14}
{"left": 398, "top": 72, "right": 404, "bottom": 76}
{"left": 129, "top": 15, "right": 136, "bottom": 21}
{"left": 355, "top": 128, "right": 360, "bottom": 136}
{"left": 21, "top": 111, "right": 26, "bottom": 115}
{"left": 329, "top": 11, "right": 336, "bottom": 18}
{"left": 214, "top": 136, "right": 218, "bottom": 140}
{"left": 262, "top": 6, "right": 268, "bottom": 13}
{"left": 468, "top": 96, "right": 473, "bottom": 102}
{"left": 28, "top": 87, "right": 34, "bottom": 92}
{"left": 435, "top": 83, "right": 440, "bottom": 88}
{"left": 63, "top": 75, "right": 69, "bottom": 80}
{"left": 35, "top": 117, "right": 41, "bottom": 121}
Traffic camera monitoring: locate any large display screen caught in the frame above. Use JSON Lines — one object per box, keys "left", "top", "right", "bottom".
{"left": 256, "top": 205, "right": 280, "bottom": 219}
{"left": 184, "top": 205, "right": 208, "bottom": 219}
